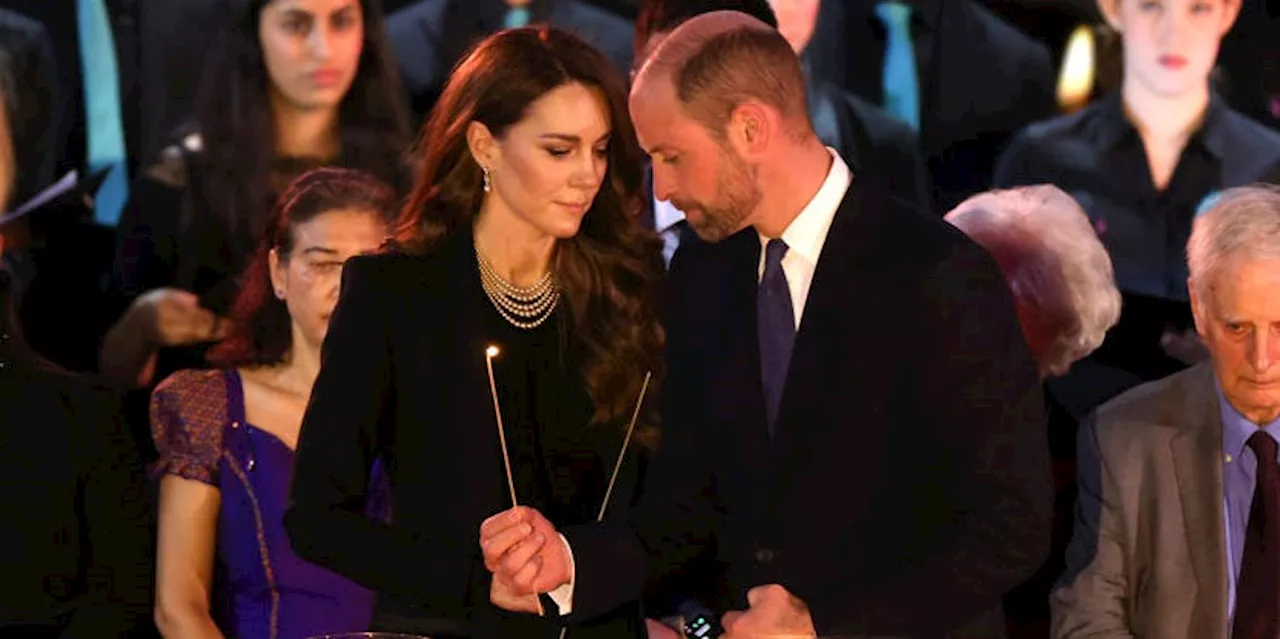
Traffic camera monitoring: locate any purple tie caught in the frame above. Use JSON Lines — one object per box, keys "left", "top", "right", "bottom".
{"left": 758, "top": 239, "right": 794, "bottom": 435}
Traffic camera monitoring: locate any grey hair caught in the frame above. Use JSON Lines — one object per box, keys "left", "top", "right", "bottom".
{"left": 946, "top": 185, "right": 1121, "bottom": 377}
{"left": 1187, "top": 185, "right": 1280, "bottom": 299}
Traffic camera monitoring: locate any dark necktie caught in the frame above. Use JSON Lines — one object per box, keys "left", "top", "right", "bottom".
{"left": 1234, "top": 430, "right": 1280, "bottom": 639}
{"left": 758, "top": 239, "right": 795, "bottom": 435}
{"left": 674, "top": 219, "right": 696, "bottom": 249}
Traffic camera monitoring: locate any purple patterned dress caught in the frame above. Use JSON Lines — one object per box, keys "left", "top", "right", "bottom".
{"left": 152, "top": 369, "right": 388, "bottom": 639}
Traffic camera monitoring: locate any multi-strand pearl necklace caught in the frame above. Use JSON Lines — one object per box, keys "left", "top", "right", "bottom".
{"left": 476, "top": 248, "right": 559, "bottom": 329}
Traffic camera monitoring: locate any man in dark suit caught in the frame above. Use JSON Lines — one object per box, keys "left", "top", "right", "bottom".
{"left": 480, "top": 10, "right": 1051, "bottom": 638}
{"left": 635, "top": 0, "right": 931, "bottom": 266}
{"left": 388, "top": 0, "right": 635, "bottom": 120}
{"left": 804, "top": 0, "right": 1056, "bottom": 212}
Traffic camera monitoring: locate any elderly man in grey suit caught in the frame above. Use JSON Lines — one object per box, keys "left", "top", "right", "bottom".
{"left": 1053, "top": 184, "right": 1280, "bottom": 639}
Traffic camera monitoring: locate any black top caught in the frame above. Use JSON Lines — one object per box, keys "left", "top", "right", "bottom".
{"left": 0, "top": 272, "right": 154, "bottom": 638}
{"left": 285, "top": 231, "right": 648, "bottom": 638}
{"left": 482, "top": 286, "right": 615, "bottom": 528}
{"left": 994, "top": 91, "right": 1280, "bottom": 380}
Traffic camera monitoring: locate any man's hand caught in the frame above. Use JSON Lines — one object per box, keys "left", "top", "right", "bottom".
{"left": 721, "top": 584, "right": 817, "bottom": 638}
{"left": 490, "top": 573, "right": 542, "bottom": 615}
{"left": 646, "top": 617, "right": 685, "bottom": 639}
{"left": 479, "top": 506, "right": 571, "bottom": 596}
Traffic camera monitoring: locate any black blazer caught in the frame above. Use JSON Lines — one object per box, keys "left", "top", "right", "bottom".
{"left": 285, "top": 234, "right": 648, "bottom": 638}
{"left": 565, "top": 185, "right": 1051, "bottom": 637}
{"left": 807, "top": 0, "right": 1056, "bottom": 212}
{"left": 388, "top": 0, "right": 634, "bottom": 120}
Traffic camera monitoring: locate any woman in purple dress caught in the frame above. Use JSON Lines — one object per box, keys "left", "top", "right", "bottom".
{"left": 150, "top": 168, "right": 397, "bottom": 639}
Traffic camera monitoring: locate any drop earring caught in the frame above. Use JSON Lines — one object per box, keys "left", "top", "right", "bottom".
{"left": 482, "top": 166, "right": 492, "bottom": 193}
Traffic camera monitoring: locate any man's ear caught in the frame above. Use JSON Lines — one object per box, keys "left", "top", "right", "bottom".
{"left": 1189, "top": 277, "right": 1208, "bottom": 337}
{"left": 725, "top": 102, "right": 773, "bottom": 160}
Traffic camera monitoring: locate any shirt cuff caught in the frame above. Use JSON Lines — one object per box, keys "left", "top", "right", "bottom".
{"left": 547, "top": 534, "right": 576, "bottom": 615}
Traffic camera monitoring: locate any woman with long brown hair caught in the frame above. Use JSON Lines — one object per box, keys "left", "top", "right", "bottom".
{"left": 284, "top": 25, "right": 663, "bottom": 638}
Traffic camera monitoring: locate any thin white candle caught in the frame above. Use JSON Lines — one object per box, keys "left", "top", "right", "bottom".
{"left": 484, "top": 344, "right": 545, "bottom": 617}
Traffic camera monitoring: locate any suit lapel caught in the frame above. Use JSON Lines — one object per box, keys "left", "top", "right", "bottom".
{"left": 1170, "top": 363, "right": 1228, "bottom": 635}
{"left": 441, "top": 233, "right": 514, "bottom": 511}
{"left": 768, "top": 185, "right": 882, "bottom": 488}
{"left": 713, "top": 229, "right": 773, "bottom": 503}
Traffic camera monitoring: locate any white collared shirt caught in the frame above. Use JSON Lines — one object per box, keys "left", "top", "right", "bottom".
{"left": 756, "top": 148, "right": 852, "bottom": 329}
{"left": 652, "top": 197, "right": 687, "bottom": 267}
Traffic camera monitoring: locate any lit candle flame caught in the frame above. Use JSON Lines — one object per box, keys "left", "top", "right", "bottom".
{"left": 486, "top": 345, "right": 500, "bottom": 358}
{"left": 1057, "top": 24, "right": 1096, "bottom": 113}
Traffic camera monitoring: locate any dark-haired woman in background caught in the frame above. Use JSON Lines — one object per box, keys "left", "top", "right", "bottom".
{"left": 284, "top": 26, "right": 664, "bottom": 638}
{"left": 102, "top": 0, "right": 411, "bottom": 398}
{"left": 151, "top": 168, "right": 396, "bottom": 639}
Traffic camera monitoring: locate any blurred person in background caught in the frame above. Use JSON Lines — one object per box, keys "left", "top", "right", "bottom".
{"left": 101, "top": 0, "right": 411, "bottom": 456}
{"left": 285, "top": 26, "right": 663, "bottom": 638}
{"left": 994, "top": 0, "right": 1280, "bottom": 404}
{"left": 387, "top": 0, "right": 634, "bottom": 121}
{"left": 0, "top": 64, "right": 154, "bottom": 639}
{"left": 800, "top": 0, "right": 1057, "bottom": 211}
{"left": 150, "top": 168, "right": 397, "bottom": 639}
{"left": 946, "top": 184, "right": 1123, "bottom": 637}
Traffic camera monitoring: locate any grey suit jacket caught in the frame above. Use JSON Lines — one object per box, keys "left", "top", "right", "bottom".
{"left": 1052, "top": 362, "right": 1229, "bottom": 639}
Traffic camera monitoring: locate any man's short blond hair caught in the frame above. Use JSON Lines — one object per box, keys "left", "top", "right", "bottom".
{"left": 635, "top": 10, "right": 810, "bottom": 138}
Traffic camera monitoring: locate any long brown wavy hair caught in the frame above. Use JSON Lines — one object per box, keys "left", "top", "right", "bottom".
{"left": 394, "top": 26, "right": 664, "bottom": 437}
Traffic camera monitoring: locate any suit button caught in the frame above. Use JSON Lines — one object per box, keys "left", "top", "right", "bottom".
{"left": 755, "top": 548, "right": 775, "bottom": 564}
